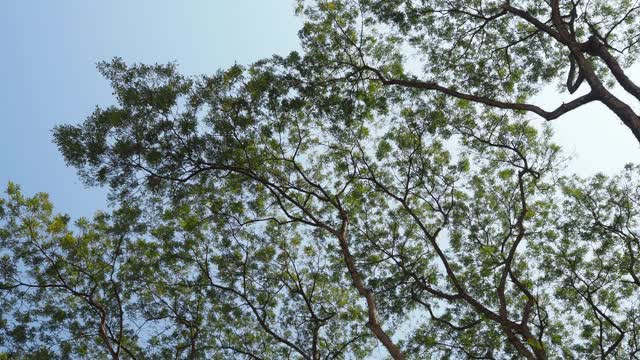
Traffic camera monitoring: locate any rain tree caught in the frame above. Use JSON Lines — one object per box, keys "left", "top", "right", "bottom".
{"left": 2, "top": 0, "right": 640, "bottom": 359}
{"left": 23, "top": 59, "right": 640, "bottom": 358}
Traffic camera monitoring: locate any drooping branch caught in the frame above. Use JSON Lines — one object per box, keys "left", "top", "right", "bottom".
{"left": 566, "top": 55, "right": 585, "bottom": 94}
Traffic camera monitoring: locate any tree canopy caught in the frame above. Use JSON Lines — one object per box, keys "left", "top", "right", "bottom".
{"left": 2, "top": 1, "right": 640, "bottom": 359}
{"left": 297, "top": 0, "right": 640, "bottom": 142}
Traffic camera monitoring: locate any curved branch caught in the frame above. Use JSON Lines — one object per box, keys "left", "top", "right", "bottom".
{"left": 359, "top": 64, "right": 597, "bottom": 120}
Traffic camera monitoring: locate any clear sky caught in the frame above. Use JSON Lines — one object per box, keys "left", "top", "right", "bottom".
{"left": 536, "top": 65, "right": 640, "bottom": 177}
{"left": 1, "top": 1, "right": 639, "bottom": 220}
{"left": 0, "top": 1, "right": 301, "bottom": 217}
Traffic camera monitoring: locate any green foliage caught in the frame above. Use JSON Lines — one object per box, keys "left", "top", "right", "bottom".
{"left": 43, "top": 52, "right": 640, "bottom": 358}
{"left": 5, "top": 1, "right": 640, "bottom": 359}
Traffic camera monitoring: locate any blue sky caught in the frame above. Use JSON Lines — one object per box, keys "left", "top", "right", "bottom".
{"left": 0, "top": 1, "right": 301, "bottom": 217}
